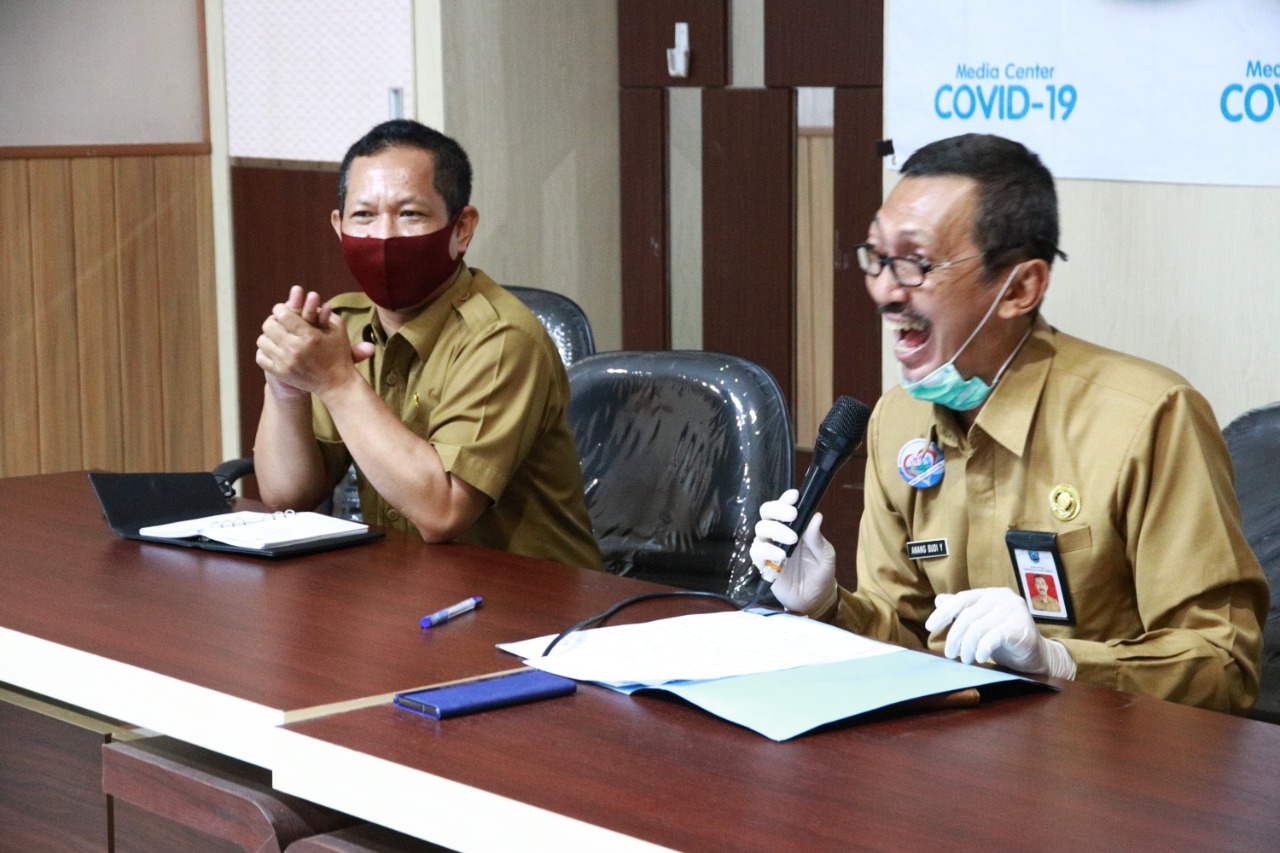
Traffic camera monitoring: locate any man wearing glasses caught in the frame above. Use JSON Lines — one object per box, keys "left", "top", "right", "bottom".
{"left": 751, "top": 133, "right": 1266, "bottom": 714}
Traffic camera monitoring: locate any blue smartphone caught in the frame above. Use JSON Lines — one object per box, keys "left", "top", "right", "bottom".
{"left": 393, "top": 669, "right": 576, "bottom": 719}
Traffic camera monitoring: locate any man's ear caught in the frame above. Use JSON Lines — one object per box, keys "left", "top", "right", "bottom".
{"left": 452, "top": 205, "right": 480, "bottom": 257}
{"left": 331, "top": 209, "right": 343, "bottom": 239}
{"left": 998, "top": 259, "right": 1050, "bottom": 319}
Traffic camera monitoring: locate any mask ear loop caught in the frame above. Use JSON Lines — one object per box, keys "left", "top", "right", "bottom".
{"left": 941, "top": 262, "right": 1023, "bottom": 372}
{"left": 988, "top": 319, "right": 1036, "bottom": 389}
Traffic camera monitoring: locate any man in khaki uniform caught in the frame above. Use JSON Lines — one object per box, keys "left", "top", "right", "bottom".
{"left": 751, "top": 133, "right": 1266, "bottom": 714}
{"left": 253, "top": 120, "right": 601, "bottom": 571}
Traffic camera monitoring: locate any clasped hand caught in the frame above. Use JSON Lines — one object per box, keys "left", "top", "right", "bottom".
{"left": 925, "top": 587, "right": 1076, "bottom": 679}
{"left": 257, "top": 287, "right": 373, "bottom": 399}
{"left": 749, "top": 489, "right": 839, "bottom": 618}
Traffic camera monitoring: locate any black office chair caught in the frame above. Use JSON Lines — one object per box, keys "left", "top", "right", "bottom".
{"left": 505, "top": 285, "right": 596, "bottom": 366}
{"left": 567, "top": 350, "right": 793, "bottom": 598}
{"left": 217, "top": 284, "right": 596, "bottom": 514}
{"left": 1224, "top": 402, "right": 1280, "bottom": 724}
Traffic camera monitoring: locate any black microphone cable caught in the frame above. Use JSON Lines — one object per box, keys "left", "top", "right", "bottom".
{"left": 540, "top": 590, "right": 742, "bottom": 657}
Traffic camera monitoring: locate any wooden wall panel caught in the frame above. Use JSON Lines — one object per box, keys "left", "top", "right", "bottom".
{"left": 619, "top": 88, "right": 670, "bottom": 351}
{"left": 701, "top": 88, "right": 796, "bottom": 410}
{"left": 764, "top": 0, "right": 883, "bottom": 87}
{"left": 115, "top": 158, "right": 167, "bottom": 472}
{"left": 72, "top": 159, "right": 125, "bottom": 473}
{"left": 0, "top": 153, "right": 219, "bottom": 479}
{"left": 796, "top": 130, "right": 868, "bottom": 586}
{"left": 0, "top": 161, "right": 40, "bottom": 476}
{"left": 615, "top": 2, "right": 884, "bottom": 581}
{"left": 795, "top": 133, "right": 835, "bottom": 444}
{"left": 29, "top": 159, "right": 84, "bottom": 472}
{"left": 195, "top": 158, "right": 221, "bottom": 469}
{"left": 817, "top": 86, "right": 886, "bottom": 577}
{"left": 155, "top": 156, "right": 206, "bottom": 470}
{"left": 618, "top": 0, "right": 728, "bottom": 88}
{"left": 833, "top": 87, "right": 885, "bottom": 411}
{"left": 231, "top": 165, "right": 351, "bottom": 463}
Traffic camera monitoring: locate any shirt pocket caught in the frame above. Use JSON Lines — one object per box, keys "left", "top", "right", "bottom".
{"left": 1008, "top": 521, "right": 1091, "bottom": 553}
{"left": 1056, "top": 523, "right": 1092, "bottom": 554}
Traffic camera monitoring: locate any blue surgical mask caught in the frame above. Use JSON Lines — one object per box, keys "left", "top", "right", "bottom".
{"left": 900, "top": 264, "right": 1024, "bottom": 411}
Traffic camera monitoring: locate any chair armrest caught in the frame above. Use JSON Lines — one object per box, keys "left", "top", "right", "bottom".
{"left": 212, "top": 457, "right": 256, "bottom": 498}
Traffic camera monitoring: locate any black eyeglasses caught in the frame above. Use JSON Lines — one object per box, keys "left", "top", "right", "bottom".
{"left": 854, "top": 243, "right": 983, "bottom": 287}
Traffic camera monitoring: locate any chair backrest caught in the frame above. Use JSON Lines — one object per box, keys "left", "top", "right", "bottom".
{"left": 567, "top": 350, "right": 793, "bottom": 597}
{"left": 505, "top": 285, "right": 596, "bottom": 367}
{"left": 1224, "top": 402, "right": 1280, "bottom": 723}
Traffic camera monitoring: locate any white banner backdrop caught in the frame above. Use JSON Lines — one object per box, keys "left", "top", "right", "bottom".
{"left": 886, "top": 0, "right": 1280, "bottom": 186}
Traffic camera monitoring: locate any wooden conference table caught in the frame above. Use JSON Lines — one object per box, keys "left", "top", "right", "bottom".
{"left": 3, "top": 471, "right": 1280, "bottom": 851}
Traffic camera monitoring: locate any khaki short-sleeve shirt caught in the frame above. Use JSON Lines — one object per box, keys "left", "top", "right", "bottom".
{"left": 312, "top": 267, "right": 602, "bottom": 571}
{"left": 837, "top": 316, "right": 1266, "bottom": 714}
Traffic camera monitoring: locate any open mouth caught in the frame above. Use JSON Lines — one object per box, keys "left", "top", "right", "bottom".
{"left": 886, "top": 315, "right": 931, "bottom": 360}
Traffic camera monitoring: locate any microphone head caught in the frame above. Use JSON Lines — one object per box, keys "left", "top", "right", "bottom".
{"left": 815, "top": 396, "right": 871, "bottom": 458}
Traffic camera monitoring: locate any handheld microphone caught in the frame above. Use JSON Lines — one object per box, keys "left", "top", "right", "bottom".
{"left": 764, "top": 395, "right": 871, "bottom": 576}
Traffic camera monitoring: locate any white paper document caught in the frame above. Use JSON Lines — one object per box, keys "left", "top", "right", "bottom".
{"left": 499, "top": 609, "right": 1047, "bottom": 741}
{"left": 498, "top": 610, "right": 902, "bottom": 688}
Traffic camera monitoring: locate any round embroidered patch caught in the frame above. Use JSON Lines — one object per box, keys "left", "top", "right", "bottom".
{"left": 898, "top": 438, "right": 945, "bottom": 489}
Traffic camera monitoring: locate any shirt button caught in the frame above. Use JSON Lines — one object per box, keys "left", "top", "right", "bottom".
{"left": 386, "top": 373, "right": 399, "bottom": 387}
{"left": 387, "top": 508, "right": 401, "bottom": 522}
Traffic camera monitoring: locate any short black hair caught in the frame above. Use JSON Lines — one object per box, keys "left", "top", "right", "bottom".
{"left": 336, "top": 119, "right": 472, "bottom": 219}
{"left": 901, "top": 134, "right": 1062, "bottom": 279}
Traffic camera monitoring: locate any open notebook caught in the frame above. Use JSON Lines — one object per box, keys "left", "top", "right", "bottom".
{"left": 89, "top": 471, "right": 383, "bottom": 558}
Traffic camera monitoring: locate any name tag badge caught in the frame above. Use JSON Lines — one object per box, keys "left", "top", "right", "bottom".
{"left": 907, "top": 538, "right": 949, "bottom": 561}
{"left": 1005, "top": 529, "right": 1074, "bottom": 625}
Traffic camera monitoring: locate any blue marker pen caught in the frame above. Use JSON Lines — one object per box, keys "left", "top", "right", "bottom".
{"left": 420, "top": 595, "right": 483, "bottom": 629}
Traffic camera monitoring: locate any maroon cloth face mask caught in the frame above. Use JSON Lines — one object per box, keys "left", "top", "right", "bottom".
{"left": 340, "top": 216, "right": 463, "bottom": 311}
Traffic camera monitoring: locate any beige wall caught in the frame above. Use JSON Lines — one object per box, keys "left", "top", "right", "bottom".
{"left": 0, "top": 0, "right": 205, "bottom": 147}
{"left": 438, "top": 0, "right": 622, "bottom": 351}
{"left": 1052, "top": 180, "right": 1280, "bottom": 426}
{"left": 222, "top": 0, "right": 414, "bottom": 162}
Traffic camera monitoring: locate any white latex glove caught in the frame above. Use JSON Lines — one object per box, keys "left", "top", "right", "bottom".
{"left": 749, "top": 489, "right": 839, "bottom": 618}
{"left": 925, "top": 587, "right": 1076, "bottom": 679}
